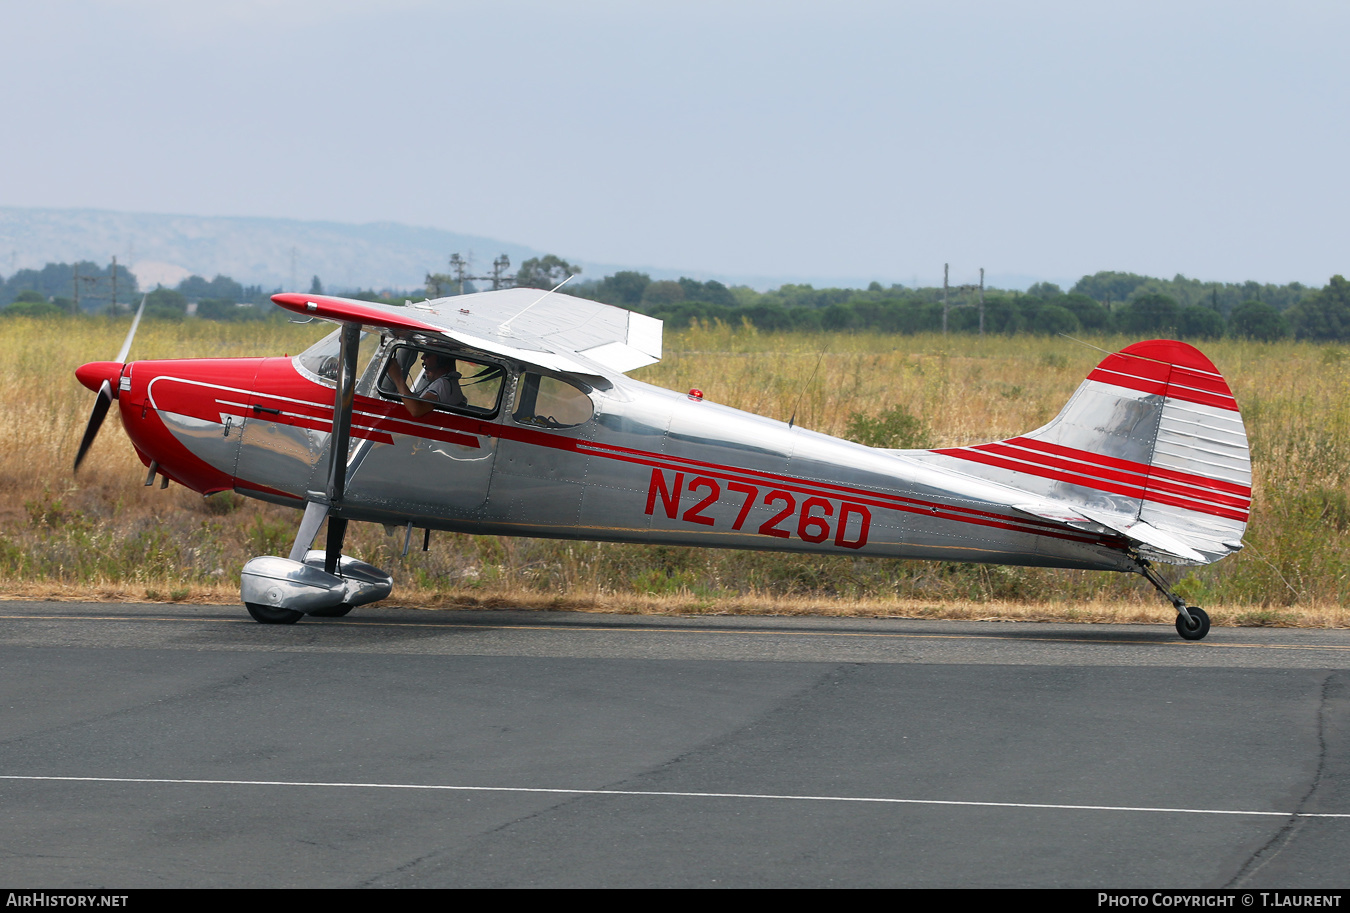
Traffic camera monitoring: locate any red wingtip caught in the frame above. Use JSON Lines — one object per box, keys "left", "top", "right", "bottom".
{"left": 270, "top": 292, "right": 309, "bottom": 309}
{"left": 270, "top": 292, "right": 444, "bottom": 333}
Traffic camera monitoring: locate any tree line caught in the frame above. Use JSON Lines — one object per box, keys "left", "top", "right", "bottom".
{"left": 565, "top": 270, "right": 1346, "bottom": 342}
{"left": 4, "top": 257, "right": 1348, "bottom": 341}
{"left": 0, "top": 264, "right": 279, "bottom": 321}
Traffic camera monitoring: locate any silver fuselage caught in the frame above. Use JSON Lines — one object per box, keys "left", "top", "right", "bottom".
{"left": 130, "top": 337, "right": 1135, "bottom": 574}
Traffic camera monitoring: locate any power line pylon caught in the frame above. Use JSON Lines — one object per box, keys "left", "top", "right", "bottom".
{"left": 490, "top": 255, "right": 512, "bottom": 290}
{"left": 427, "top": 253, "right": 516, "bottom": 297}
{"left": 942, "top": 263, "right": 985, "bottom": 336}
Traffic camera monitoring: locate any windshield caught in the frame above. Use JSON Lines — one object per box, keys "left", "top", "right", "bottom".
{"left": 295, "top": 329, "right": 385, "bottom": 392}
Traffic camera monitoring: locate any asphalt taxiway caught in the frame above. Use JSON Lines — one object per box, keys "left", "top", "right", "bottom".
{"left": 1, "top": 602, "right": 1347, "bottom": 887}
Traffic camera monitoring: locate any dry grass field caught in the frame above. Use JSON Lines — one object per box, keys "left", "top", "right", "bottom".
{"left": 3, "top": 313, "right": 1347, "bottom": 629}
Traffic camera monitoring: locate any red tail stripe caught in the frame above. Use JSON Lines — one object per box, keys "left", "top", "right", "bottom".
{"left": 1092, "top": 353, "right": 1235, "bottom": 398}
{"left": 978, "top": 442, "right": 1251, "bottom": 510}
{"left": 1094, "top": 353, "right": 1170, "bottom": 382}
{"left": 1009, "top": 437, "right": 1251, "bottom": 498}
{"left": 1087, "top": 368, "right": 1169, "bottom": 397}
{"left": 1170, "top": 366, "right": 1235, "bottom": 397}
{"left": 1087, "top": 367, "right": 1239, "bottom": 411}
{"left": 937, "top": 447, "right": 1250, "bottom": 522}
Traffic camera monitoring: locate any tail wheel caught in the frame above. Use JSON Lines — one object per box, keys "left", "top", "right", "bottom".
{"left": 1176, "top": 606, "right": 1211, "bottom": 641}
{"left": 245, "top": 602, "right": 304, "bottom": 625}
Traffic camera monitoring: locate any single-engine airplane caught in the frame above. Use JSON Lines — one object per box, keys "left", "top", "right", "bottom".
{"left": 74, "top": 288, "right": 1250, "bottom": 640}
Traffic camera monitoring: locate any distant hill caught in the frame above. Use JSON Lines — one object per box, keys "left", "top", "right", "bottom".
{"left": 0, "top": 206, "right": 1053, "bottom": 293}
{"left": 0, "top": 207, "right": 565, "bottom": 293}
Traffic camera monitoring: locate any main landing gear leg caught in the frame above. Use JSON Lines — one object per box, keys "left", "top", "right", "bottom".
{"left": 308, "top": 517, "right": 353, "bottom": 617}
{"left": 324, "top": 517, "right": 347, "bottom": 574}
{"left": 1137, "top": 558, "right": 1210, "bottom": 641}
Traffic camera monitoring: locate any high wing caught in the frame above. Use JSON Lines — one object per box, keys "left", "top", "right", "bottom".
{"left": 272, "top": 289, "right": 663, "bottom": 377}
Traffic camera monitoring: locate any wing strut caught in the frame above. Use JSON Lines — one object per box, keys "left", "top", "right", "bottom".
{"left": 321, "top": 322, "right": 361, "bottom": 573}
{"left": 283, "top": 322, "right": 360, "bottom": 570}
{"left": 289, "top": 500, "right": 330, "bottom": 562}
{"left": 327, "top": 323, "right": 361, "bottom": 507}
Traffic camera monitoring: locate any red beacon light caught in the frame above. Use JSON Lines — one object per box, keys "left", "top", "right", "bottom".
{"left": 688, "top": 389, "right": 704, "bottom": 401}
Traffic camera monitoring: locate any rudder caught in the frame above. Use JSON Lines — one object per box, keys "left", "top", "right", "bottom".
{"left": 930, "top": 340, "right": 1251, "bottom": 565}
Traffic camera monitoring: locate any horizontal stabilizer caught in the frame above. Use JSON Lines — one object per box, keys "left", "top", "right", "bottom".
{"left": 1012, "top": 502, "right": 1207, "bottom": 564}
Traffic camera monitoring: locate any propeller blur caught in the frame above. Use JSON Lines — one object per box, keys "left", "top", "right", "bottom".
{"left": 74, "top": 294, "right": 146, "bottom": 471}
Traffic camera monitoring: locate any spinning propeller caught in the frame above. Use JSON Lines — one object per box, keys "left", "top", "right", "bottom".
{"left": 73, "top": 295, "right": 146, "bottom": 472}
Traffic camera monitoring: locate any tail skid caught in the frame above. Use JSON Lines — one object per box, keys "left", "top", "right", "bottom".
{"left": 930, "top": 340, "right": 1251, "bottom": 567}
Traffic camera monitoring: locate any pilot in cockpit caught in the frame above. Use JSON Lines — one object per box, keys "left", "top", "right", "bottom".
{"left": 385, "top": 350, "right": 466, "bottom": 417}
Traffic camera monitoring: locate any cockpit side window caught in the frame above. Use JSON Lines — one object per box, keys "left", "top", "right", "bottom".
{"left": 512, "top": 373, "right": 594, "bottom": 428}
{"left": 376, "top": 344, "right": 505, "bottom": 417}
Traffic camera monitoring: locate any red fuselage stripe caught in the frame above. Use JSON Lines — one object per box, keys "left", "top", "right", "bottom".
{"left": 568, "top": 435, "right": 1096, "bottom": 536}
{"left": 587, "top": 447, "right": 1111, "bottom": 546}
{"left": 233, "top": 384, "right": 1122, "bottom": 549}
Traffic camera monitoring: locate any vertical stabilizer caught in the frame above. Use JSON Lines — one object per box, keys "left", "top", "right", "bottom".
{"left": 926, "top": 340, "right": 1251, "bottom": 565}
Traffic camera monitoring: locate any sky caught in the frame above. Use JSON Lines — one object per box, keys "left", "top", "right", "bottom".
{"left": 1, "top": 0, "right": 1346, "bottom": 289}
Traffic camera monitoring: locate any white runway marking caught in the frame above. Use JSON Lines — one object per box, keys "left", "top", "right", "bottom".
{"left": 2, "top": 775, "right": 1346, "bottom": 819}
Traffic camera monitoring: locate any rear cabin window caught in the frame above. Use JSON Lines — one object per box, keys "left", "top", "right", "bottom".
{"left": 513, "top": 374, "right": 594, "bottom": 428}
